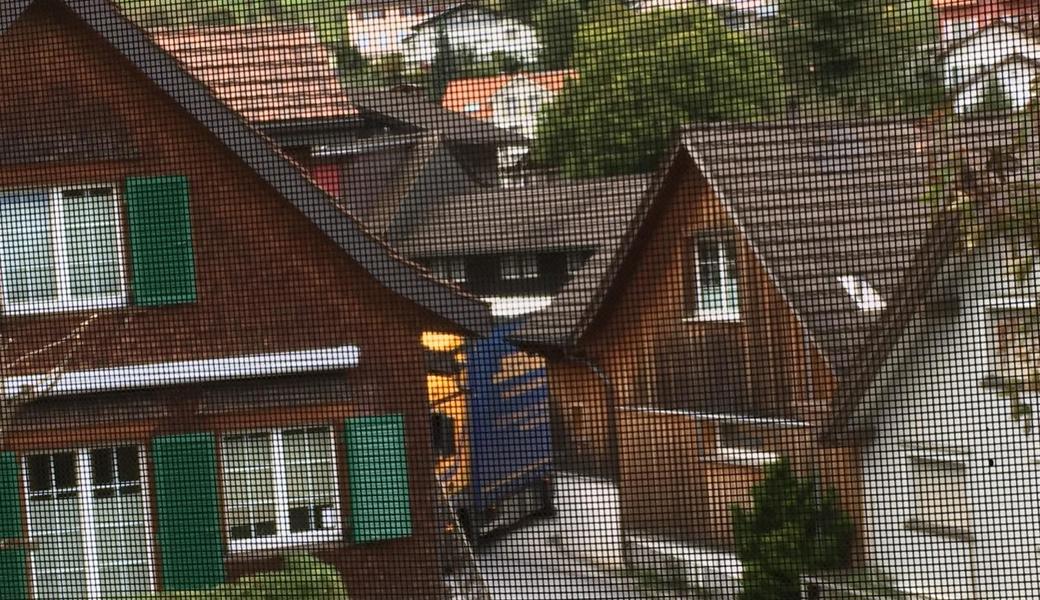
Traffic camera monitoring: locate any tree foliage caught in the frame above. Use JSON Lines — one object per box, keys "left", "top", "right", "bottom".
{"left": 772, "top": 0, "right": 943, "bottom": 115}
{"left": 731, "top": 458, "right": 854, "bottom": 600}
{"left": 531, "top": 0, "right": 583, "bottom": 70}
{"left": 533, "top": 5, "right": 785, "bottom": 178}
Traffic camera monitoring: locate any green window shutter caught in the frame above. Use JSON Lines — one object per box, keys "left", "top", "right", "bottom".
{"left": 0, "top": 452, "right": 27, "bottom": 600}
{"left": 126, "top": 176, "right": 197, "bottom": 306}
{"left": 345, "top": 414, "right": 413, "bottom": 543}
{"left": 152, "top": 433, "right": 225, "bottom": 590}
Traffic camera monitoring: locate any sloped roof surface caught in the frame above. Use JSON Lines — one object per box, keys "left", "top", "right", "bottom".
{"left": 350, "top": 86, "right": 525, "bottom": 145}
{"left": 519, "top": 122, "right": 947, "bottom": 376}
{"left": 0, "top": 0, "right": 489, "bottom": 335}
{"left": 152, "top": 24, "right": 358, "bottom": 124}
{"left": 442, "top": 71, "right": 575, "bottom": 121}
{"left": 395, "top": 175, "right": 650, "bottom": 258}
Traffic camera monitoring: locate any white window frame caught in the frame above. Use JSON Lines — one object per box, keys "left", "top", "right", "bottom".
{"left": 906, "top": 454, "right": 972, "bottom": 539}
{"left": 221, "top": 426, "right": 342, "bottom": 553}
{"left": 22, "top": 445, "right": 157, "bottom": 600}
{"left": 692, "top": 234, "right": 739, "bottom": 321}
{"left": 714, "top": 421, "right": 779, "bottom": 467}
{"left": 0, "top": 185, "right": 128, "bottom": 316}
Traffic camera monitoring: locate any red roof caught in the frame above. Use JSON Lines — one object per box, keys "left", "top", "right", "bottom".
{"left": 442, "top": 71, "right": 576, "bottom": 121}
{"left": 152, "top": 25, "right": 357, "bottom": 124}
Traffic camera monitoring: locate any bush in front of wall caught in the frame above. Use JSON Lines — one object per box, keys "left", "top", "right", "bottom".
{"left": 731, "top": 457, "right": 854, "bottom": 600}
{"left": 134, "top": 553, "right": 349, "bottom": 600}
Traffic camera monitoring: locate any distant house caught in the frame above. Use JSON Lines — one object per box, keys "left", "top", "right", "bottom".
{"left": 348, "top": 85, "right": 527, "bottom": 185}
{"left": 514, "top": 121, "right": 973, "bottom": 592}
{"left": 821, "top": 117, "right": 1040, "bottom": 599}
{"left": 0, "top": 2, "right": 489, "bottom": 600}
{"left": 346, "top": 0, "right": 456, "bottom": 60}
{"left": 392, "top": 175, "right": 647, "bottom": 318}
{"left": 934, "top": 0, "right": 1038, "bottom": 41}
{"left": 152, "top": 25, "right": 363, "bottom": 152}
{"left": 403, "top": 3, "right": 540, "bottom": 68}
{"left": 940, "top": 18, "right": 1040, "bottom": 113}
{"left": 442, "top": 71, "right": 574, "bottom": 176}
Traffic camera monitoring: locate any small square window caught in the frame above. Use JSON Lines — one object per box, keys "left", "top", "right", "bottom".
{"left": 907, "top": 458, "right": 971, "bottom": 539}
{"left": 501, "top": 254, "right": 538, "bottom": 281}
{"left": 690, "top": 233, "right": 739, "bottom": 320}
{"left": 565, "top": 252, "right": 585, "bottom": 277}
{"left": 429, "top": 258, "right": 466, "bottom": 283}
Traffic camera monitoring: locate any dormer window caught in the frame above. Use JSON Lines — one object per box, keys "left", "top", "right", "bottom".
{"left": 690, "top": 233, "right": 739, "bottom": 321}
{"left": 430, "top": 258, "right": 466, "bottom": 283}
{"left": 565, "top": 252, "right": 585, "bottom": 277}
{"left": 501, "top": 254, "right": 538, "bottom": 281}
{"left": 839, "top": 275, "right": 886, "bottom": 312}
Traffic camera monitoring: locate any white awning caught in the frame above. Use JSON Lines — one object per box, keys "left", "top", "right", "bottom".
{"left": 4, "top": 345, "right": 360, "bottom": 398}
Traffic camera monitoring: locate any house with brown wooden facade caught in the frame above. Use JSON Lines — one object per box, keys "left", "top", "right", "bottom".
{"left": 515, "top": 120, "right": 981, "bottom": 590}
{"left": 0, "top": 0, "right": 489, "bottom": 598}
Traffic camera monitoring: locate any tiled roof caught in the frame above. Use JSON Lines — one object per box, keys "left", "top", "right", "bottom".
{"left": 151, "top": 25, "right": 358, "bottom": 124}
{"left": 349, "top": 87, "right": 526, "bottom": 145}
{"left": 395, "top": 175, "right": 649, "bottom": 257}
{"left": 519, "top": 118, "right": 1027, "bottom": 377}
{"left": 442, "top": 71, "right": 575, "bottom": 121}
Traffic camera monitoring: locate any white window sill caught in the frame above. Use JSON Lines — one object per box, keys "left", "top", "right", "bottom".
{"left": 2, "top": 294, "right": 127, "bottom": 316}
{"left": 227, "top": 530, "right": 342, "bottom": 556}
{"left": 709, "top": 448, "right": 780, "bottom": 468}
{"left": 683, "top": 312, "right": 740, "bottom": 324}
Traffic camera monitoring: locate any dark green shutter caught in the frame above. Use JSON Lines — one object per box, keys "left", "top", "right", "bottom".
{"left": 126, "top": 176, "right": 197, "bottom": 306}
{"left": 152, "top": 434, "right": 224, "bottom": 590}
{"left": 0, "top": 452, "right": 27, "bottom": 600}
{"left": 345, "top": 414, "right": 413, "bottom": 543}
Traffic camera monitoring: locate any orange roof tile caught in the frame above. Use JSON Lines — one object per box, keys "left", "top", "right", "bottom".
{"left": 442, "top": 70, "right": 576, "bottom": 121}
{"left": 151, "top": 25, "right": 357, "bottom": 124}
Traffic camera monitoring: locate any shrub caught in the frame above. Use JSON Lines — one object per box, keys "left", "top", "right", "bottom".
{"left": 135, "top": 553, "right": 349, "bottom": 600}
{"left": 731, "top": 458, "right": 854, "bottom": 600}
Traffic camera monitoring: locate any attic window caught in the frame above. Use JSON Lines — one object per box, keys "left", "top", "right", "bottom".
{"left": 689, "top": 233, "right": 739, "bottom": 321}
{"left": 463, "top": 102, "right": 482, "bottom": 113}
{"left": 839, "top": 275, "right": 886, "bottom": 312}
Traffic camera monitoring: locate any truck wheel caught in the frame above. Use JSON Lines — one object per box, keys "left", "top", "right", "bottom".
{"left": 535, "top": 477, "right": 556, "bottom": 518}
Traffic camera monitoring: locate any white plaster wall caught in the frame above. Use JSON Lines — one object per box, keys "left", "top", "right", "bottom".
{"left": 946, "top": 25, "right": 1040, "bottom": 114}
{"left": 404, "top": 12, "right": 540, "bottom": 66}
{"left": 490, "top": 77, "right": 554, "bottom": 140}
{"left": 861, "top": 239, "right": 1040, "bottom": 598}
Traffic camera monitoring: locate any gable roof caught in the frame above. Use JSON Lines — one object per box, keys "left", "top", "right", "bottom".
{"left": 517, "top": 122, "right": 947, "bottom": 373}
{"left": 442, "top": 71, "right": 575, "bottom": 121}
{"left": 393, "top": 175, "right": 650, "bottom": 257}
{"left": 151, "top": 24, "right": 358, "bottom": 125}
{"left": 349, "top": 86, "right": 526, "bottom": 145}
{"left": 1, "top": 0, "right": 489, "bottom": 335}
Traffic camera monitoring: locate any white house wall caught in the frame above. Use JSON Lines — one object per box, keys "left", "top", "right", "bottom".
{"left": 860, "top": 239, "right": 1040, "bottom": 599}
{"left": 404, "top": 12, "right": 540, "bottom": 66}
{"left": 946, "top": 25, "right": 1040, "bottom": 113}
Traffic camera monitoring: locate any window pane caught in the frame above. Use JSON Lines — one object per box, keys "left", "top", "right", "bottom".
{"left": 27, "top": 455, "right": 53, "bottom": 493}
{"left": 91, "top": 448, "right": 114, "bottom": 487}
{"left": 33, "top": 567, "right": 89, "bottom": 600}
{"left": 62, "top": 188, "right": 122, "bottom": 299}
{"left": 52, "top": 452, "right": 77, "bottom": 491}
{"left": 0, "top": 190, "right": 57, "bottom": 304}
